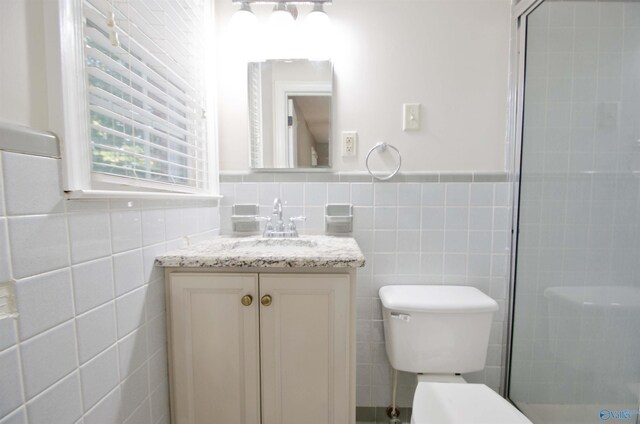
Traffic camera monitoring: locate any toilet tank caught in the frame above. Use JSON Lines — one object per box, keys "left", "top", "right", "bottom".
{"left": 379, "top": 285, "right": 499, "bottom": 374}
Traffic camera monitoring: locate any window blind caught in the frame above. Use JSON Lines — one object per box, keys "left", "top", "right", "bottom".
{"left": 83, "top": 0, "right": 209, "bottom": 193}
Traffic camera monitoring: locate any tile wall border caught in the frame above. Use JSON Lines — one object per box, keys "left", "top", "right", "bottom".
{"left": 0, "top": 121, "right": 60, "bottom": 158}
{"left": 220, "top": 171, "right": 509, "bottom": 183}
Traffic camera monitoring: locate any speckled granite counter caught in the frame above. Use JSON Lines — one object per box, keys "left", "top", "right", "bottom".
{"left": 155, "top": 236, "right": 366, "bottom": 268}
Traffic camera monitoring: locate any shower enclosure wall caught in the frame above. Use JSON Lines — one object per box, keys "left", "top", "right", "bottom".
{"left": 506, "top": 0, "right": 640, "bottom": 423}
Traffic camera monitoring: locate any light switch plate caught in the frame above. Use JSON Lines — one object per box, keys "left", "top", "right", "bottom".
{"left": 403, "top": 103, "right": 421, "bottom": 131}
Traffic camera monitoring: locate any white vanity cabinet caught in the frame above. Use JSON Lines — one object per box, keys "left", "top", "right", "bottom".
{"left": 166, "top": 270, "right": 355, "bottom": 424}
{"left": 168, "top": 273, "right": 261, "bottom": 424}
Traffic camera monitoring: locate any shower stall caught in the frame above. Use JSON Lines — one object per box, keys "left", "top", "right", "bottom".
{"left": 506, "top": 0, "right": 640, "bottom": 423}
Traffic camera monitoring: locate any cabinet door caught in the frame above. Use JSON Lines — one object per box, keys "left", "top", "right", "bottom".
{"left": 169, "top": 273, "right": 260, "bottom": 424}
{"left": 259, "top": 274, "right": 350, "bottom": 424}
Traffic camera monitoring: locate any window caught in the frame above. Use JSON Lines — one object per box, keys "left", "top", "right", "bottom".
{"left": 46, "top": 0, "right": 217, "bottom": 198}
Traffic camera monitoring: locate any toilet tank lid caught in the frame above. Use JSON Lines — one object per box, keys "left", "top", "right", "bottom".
{"left": 379, "top": 285, "right": 499, "bottom": 313}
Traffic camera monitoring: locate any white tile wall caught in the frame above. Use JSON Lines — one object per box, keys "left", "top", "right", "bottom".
{"left": 146, "top": 316, "right": 167, "bottom": 357}
{"left": 0, "top": 320, "right": 16, "bottom": 352}
{"left": 20, "top": 321, "right": 77, "bottom": 399}
{"left": 110, "top": 211, "right": 142, "bottom": 253}
{"left": 149, "top": 382, "right": 169, "bottom": 424}
{"left": 120, "top": 363, "right": 149, "bottom": 420}
{"left": 328, "top": 183, "right": 350, "bottom": 203}
{"left": 141, "top": 210, "right": 166, "bottom": 246}
{"left": 257, "top": 183, "right": 280, "bottom": 206}
{"left": 304, "top": 183, "right": 327, "bottom": 206}
{"left": 14, "top": 269, "right": 74, "bottom": 340}
{"left": 219, "top": 178, "right": 512, "bottom": 407}
{"left": 0, "top": 347, "right": 23, "bottom": 417}
{"left": 115, "top": 286, "right": 148, "bottom": 339}
{"left": 148, "top": 350, "right": 168, "bottom": 395}
{"left": 83, "top": 387, "right": 122, "bottom": 424}
{"left": 0, "top": 407, "right": 26, "bottom": 424}
{"left": 71, "top": 258, "right": 115, "bottom": 315}
{"left": 113, "top": 249, "right": 145, "bottom": 297}
{"left": 76, "top": 302, "right": 117, "bottom": 364}
{"left": 281, "top": 183, "right": 304, "bottom": 206}
{"left": 8, "top": 215, "right": 69, "bottom": 279}
{"left": 2, "top": 153, "right": 64, "bottom": 215}
{"left": 118, "top": 326, "right": 148, "bottom": 379}
{"left": 67, "top": 211, "right": 111, "bottom": 264}
{"left": 0, "top": 221, "right": 11, "bottom": 283}
{"left": 0, "top": 148, "right": 220, "bottom": 423}
{"left": 80, "top": 345, "right": 119, "bottom": 410}
{"left": 123, "top": 399, "right": 152, "bottom": 424}
{"left": 26, "top": 372, "right": 83, "bottom": 424}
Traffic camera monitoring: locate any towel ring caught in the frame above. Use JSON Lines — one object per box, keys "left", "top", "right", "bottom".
{"left": 365, "top": 142, "right": 402, "bottom": 181}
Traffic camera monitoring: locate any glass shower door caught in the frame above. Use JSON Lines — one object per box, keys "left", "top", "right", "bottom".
{"left": 508, "top": 0, "right": 640, "bottom": 423}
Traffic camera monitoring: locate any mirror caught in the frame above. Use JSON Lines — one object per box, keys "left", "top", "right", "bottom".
{"left": 248, "top": 60, "right": 332, "bottom": 169}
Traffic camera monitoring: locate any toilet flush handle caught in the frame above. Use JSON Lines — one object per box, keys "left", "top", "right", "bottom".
{"left": 390, "top": 312, "right": 411, "bottom": 322}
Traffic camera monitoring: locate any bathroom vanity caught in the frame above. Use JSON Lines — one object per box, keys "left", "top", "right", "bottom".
{"left": 155, "top": 236, "right": 365, "bottom": 424}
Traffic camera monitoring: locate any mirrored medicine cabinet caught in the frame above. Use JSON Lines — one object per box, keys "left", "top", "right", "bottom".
{"left": 248, "top": 59, "right": 333, "bottom": 170}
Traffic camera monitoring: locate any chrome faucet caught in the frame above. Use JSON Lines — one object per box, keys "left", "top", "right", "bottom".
{"left": 272, "top": 198, "right": 285, "bottom": 232}
{"left": 260, "top": 197, "right": 306, "bottom": 238}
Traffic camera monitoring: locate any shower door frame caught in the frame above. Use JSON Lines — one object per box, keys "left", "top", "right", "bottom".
{"left": 503, "top": 0, "right": 548, "bottom": 400}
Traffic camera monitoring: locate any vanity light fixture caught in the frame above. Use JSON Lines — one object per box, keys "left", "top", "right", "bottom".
{"left": 232, "top": 1, "right": 332, "bottom": 26}
{"left": 231, "top": 0, "right": 332, "bottom": 59}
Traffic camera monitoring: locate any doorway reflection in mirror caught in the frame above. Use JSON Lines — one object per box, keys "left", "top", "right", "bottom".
{"left": 248, "top": 60, "right": 332, "bottom": 169}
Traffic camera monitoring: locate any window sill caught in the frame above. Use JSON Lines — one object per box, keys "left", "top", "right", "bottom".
{"left": 66, "top": 189, "right": 222, "bottom": 201}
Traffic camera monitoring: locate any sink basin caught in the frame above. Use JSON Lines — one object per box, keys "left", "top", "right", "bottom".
{"left": 227, "top": 238, "right": 318, "bottom": 250}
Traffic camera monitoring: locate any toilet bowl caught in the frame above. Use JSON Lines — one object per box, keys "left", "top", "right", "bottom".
{"left": 411, "top": 381, "right": 531, "bottom": 424}
{"left": 379, "top": 285, "right": 532, "bottom": 424}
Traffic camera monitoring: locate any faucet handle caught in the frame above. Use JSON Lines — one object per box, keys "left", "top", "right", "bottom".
{"left": 287, "top": 216, "right": 305, "bottom": 236}
{"left": 255, "top": 216, "right": 272, "bottom": 235}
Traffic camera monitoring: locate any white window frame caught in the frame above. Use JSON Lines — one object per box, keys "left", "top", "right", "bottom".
{"left": 42, "top": 0, "right": 220, "bottom": 200}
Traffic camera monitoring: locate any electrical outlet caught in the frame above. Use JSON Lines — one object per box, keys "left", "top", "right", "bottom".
{"left": 342, "top": 131, "right": 357, "bottom": 157}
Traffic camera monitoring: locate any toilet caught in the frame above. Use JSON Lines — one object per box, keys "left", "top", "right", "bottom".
{"left": 379, "top": 285, "right": 532, "bottom": 424}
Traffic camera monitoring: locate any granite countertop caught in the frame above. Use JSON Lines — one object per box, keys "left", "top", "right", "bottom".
{"left": 155, "top": 235, "right": 366, "bottom": 268}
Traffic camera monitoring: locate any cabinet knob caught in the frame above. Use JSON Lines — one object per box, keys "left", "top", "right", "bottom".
{"left": 261, "top": 295, "right": 272, "bottom": 307}
{"left": 241, "top": 295, "right": 253, "bottom": 306}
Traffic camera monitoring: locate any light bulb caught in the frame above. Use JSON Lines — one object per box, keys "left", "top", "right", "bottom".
{"left": 305, "top": 3, "right": 330, "bottom": 32}
{"left": 229, "top": 2, "right": 259, "bottom": 60}
{"left": 230, "top": 3, "right": 258, "bottom": 32}
{"left": 305, "top": 3, "right": 332, "bottom": 60}
{"left": 268, "top": 2, "right": 297, "bottom": 58}
{"left": 269, "top": 3, "right": 295, "bottom": 29}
